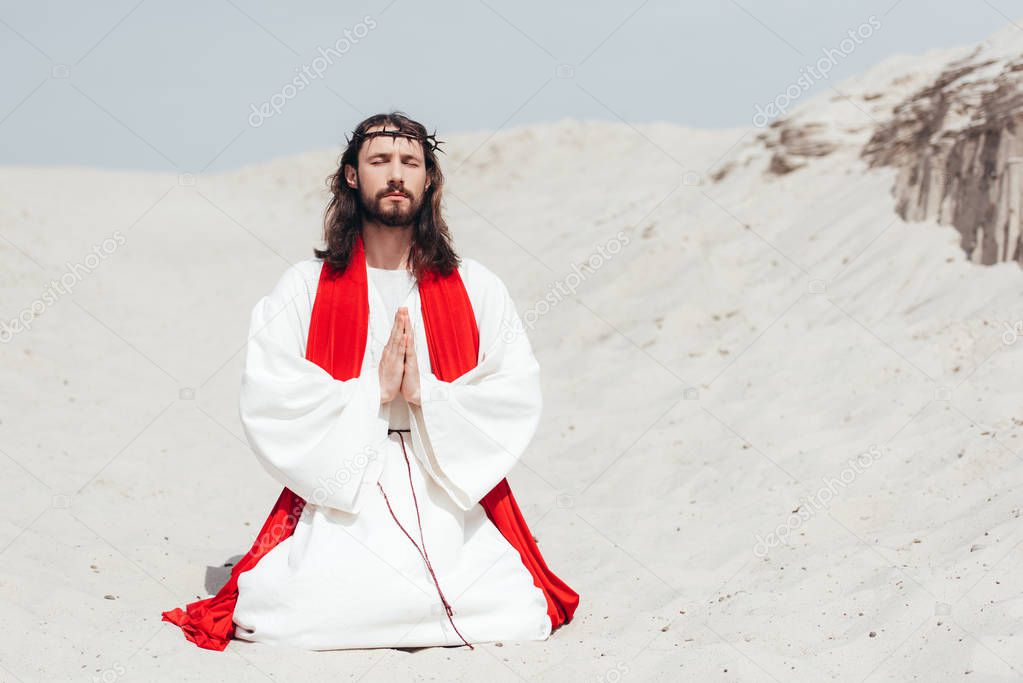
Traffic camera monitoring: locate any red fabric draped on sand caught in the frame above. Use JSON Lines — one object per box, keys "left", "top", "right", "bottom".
{"left": 161, "top": 233, "right": 579, "bottom": 651}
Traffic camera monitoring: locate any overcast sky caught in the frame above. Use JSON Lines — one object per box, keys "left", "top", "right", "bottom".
{"left": 0, "top": 0, "right": 1015, "bottom": 172}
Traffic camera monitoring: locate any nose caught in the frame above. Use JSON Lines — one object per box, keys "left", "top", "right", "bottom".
{"left": 386, "top": 157, "right": 405, "bottom": 186}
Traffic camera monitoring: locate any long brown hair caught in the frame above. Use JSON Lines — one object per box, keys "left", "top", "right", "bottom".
{"left": 314, "top": 111, "right": 459, "bottom": 281}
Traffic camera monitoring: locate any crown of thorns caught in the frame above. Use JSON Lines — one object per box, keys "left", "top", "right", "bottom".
{"left": 346, "top": 128, "right": 445, "bottom": 155}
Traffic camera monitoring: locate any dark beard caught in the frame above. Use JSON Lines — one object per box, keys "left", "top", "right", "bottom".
{"left": 360, "top": 188, "right": 424, "bottom": 227}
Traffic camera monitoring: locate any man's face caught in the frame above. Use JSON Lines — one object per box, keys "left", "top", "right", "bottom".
{"left": 346, "top": 126, "right": 431, "bottom": 227}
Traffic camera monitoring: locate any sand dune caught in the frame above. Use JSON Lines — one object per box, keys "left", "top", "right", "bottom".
{"left": 2, "top": 22, "right": 1023, "bottom": 682}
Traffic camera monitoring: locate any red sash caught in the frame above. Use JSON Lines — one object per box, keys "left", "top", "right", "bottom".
{"left": 161, "top": 233, "right": 579, "bottom": 650}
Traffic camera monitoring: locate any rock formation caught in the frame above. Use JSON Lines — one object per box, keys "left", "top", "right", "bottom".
{"left": 860, "top": 30, "right": 1023, "bottom": 265}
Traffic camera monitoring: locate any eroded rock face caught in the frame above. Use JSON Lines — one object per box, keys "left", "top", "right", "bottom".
{"left": 748, "top": 22, "right": 1023, "bottom": 267}
{"left": 754, "top": 50, "right": 957, "bottom": 184}
{"left": 765, "top": 122, "right": 840, "bottom": 175}
{"left": 861, "top": 37, "right": 1023, "bottom": 265}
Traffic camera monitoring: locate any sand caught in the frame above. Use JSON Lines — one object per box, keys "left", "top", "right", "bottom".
{"left": 1, "top": 25, "right": 1022, "bottom": 682}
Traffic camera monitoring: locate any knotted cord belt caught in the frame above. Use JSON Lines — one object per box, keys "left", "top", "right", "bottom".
{"left": 377, "top": 428, "right": 474, "bottom": 649}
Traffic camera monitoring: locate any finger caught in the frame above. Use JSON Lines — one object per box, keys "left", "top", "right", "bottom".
{"left": 401, "top": 331, "right": 413, "bottom": 361}
{"left": 399, "top": 311, "right": 412, "bottom": 342}
{"left": 387, "top": 315, "right": 402, "bottom": 347}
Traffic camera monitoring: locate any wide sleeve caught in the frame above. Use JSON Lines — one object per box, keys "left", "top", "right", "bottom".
{"left": 408, "top": 268, "right": 543, "bottom": 511}
{"left": 238, "top": 264, "right": 389, "bottom": 515}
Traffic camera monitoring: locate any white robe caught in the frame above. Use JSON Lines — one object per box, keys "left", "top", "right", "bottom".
{"left": 231, "top": 255, "right": 552, "bottom": 650}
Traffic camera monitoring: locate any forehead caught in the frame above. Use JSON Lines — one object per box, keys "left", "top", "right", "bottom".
{"left": 360, "top": 126, "right": 425, "bottom": 159}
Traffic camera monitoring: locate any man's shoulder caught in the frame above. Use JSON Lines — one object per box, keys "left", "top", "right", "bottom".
{"left": 456, "top": 256, "right": 514, "bottom": 323}
{"left": 290, "top": 257, "right": 325, "bottom": 284}
{"left": 265, "top": 257, "right": 323, "bottom": 301}
{"left": 457, "top": 256, "right": 507, "bottom": 296}
{"left": 280, "top": 257, "right": 324, "bottom": 286}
